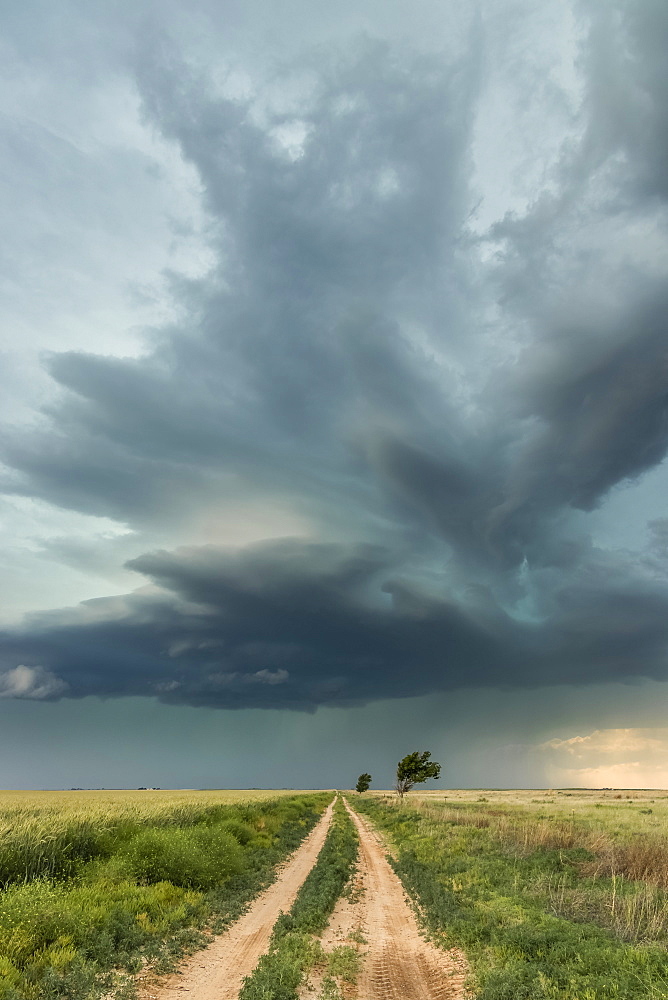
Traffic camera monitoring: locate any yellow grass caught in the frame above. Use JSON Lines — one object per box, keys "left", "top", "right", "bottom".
{"left": 0, "top": 787, "right": 312, "bottom": 821}
{"left": 0, "top": 788, "right": 326, "bottom": 886}
{"left": 370, "top": 787, "right": 668, "bottom": 891}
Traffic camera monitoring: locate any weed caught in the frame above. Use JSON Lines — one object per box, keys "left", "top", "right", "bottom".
{"left": 318, "top": 976, "right": 342, "bottom": 999}
{"left": 355, "top": 796, "right": 668, "bottom": 999}
{"left": 346, "top": 927, "right": 367, "bottom": 945}
{"left": 326, "top": 944, "right": 360, "bottom": 981}
{"left": 239, "top": 798, "right": 358, "bottom": 1000}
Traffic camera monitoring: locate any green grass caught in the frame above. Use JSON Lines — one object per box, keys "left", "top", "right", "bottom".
{"left": 0, "top": 789, "right": 313, "bottom": 888}
{"left": 239, "top": 796, "right": 359, "bottom": 1000}
{"left": 405, "top": 788, "right": 668, "bottom": 888}
{"left": 317, "top": 943, "right": 362, "bottom": 999}
{"left": 0, "top": 792, "right": 330, "bottom": 1000}
{"left": 354, "top": 796, "right": 668, "bottom": 999}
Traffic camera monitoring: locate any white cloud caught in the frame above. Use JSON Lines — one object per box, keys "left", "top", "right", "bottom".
{"left": 0, "top": 665, "right": 68, "bottom": 699}
{"left": 251, "top": 669, "right": 289, "bottom": 685}
{"left": 536, "top": 727, "right": 668, "bottom": 787}
{"left": 540, "top": 728, "right": 668, "bottom": 756}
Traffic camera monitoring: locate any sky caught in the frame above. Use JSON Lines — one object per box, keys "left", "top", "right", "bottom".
{"left": 1, "top": 0, "right": 668, "bottom": 789}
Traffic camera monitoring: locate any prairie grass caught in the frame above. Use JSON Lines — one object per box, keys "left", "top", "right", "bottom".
{"left": 356, "top": 793, "right": 668, "bottom": 999}
{"left": 0, "top": 789, "right": 330, "bottom": 1000}
{"left": 389, "top": 787, "right": 668, "bottom": 891}
{"left": 0, "top": 788, "right": 304, "bottom": 886}
{"left": 373, "top": 790, "right": 668, "bottom": 944}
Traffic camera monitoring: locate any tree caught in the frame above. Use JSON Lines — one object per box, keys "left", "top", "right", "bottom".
{"left": 355, "top": 772, "right": 372, "bottom": 793}
{"left": 396, "top": 751, "right": 441, "bottom": 798}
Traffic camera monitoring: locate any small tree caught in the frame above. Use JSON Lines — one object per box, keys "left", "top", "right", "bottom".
{"left": 355, "top": 772, "right": 372, "bottom": 793}
{"left": 396, "top": 751, "right": 441, "bottom": 798}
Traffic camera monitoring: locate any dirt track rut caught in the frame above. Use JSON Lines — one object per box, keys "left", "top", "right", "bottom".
{"left": 344, "top": 799, "right": 469, "bottom": 1000}
{"left": 138, "top": 798, "right": 335, "bottom": 1000}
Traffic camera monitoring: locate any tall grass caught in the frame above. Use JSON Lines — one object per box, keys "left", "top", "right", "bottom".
{"left": 0, "top": 789, "right": 305, "bottom": 887}
{"left": 536, "top": 871, "right": 668, "bottom": 943}
{"left": 389, "top": 796, "right": 668, "bottom": 944}
{"left": 410, "top": 798, "right": 668, "bottom": 892}
{"left": 0, "top": 790, "right": 330, "bottom": 1000}
{"left": 355, "top": 796, "right": 668, "bottom": 999}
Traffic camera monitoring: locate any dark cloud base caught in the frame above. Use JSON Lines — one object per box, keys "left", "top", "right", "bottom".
{"left": 2, "top": 537, "right": 668, "bottom": 709}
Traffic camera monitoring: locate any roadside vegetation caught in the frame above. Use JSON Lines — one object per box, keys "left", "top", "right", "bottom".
{"left": 0, "top": 789, "right": 298, "bottom": 887}
{"left": 0, "top": 789, "right": 329, "bottom": 1000}
{"left": 413, "top": 789, "right": 668, "bottom": 892}
{"left": 239, "top": 796, "right": 359, "bottom": 1000}
{"left": 355, "top": 791, "right": 668, "bottom": 999}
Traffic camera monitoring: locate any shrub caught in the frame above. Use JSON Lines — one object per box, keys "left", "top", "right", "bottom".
{"left": 120, "top": 825, "right": 244, "bottom": 890}
{"left": 218, "top": 820, "right": 257, "bottom": 846}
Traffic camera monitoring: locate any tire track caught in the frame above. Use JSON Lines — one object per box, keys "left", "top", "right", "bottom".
{"left": 344, "top": 799, "right": 470, "bottom": 1000}
{"left": 298, "top": 844, "right": 367, "bottom": 999}
{"left": 138, "top": 798, "right": 335, "bottom": 1000}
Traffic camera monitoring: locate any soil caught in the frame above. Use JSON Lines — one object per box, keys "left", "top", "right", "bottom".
{"left": 298, "top": 836, "right": 367, "bottom": 999}
{"left": 138, "top": 795, "right": 469, "bottom": 1000}
{"left": 137, "top": 798, "right": 335, "bottom": 1000}
{"left": 301, "top": 799, "right": 469, "bottom": 1000}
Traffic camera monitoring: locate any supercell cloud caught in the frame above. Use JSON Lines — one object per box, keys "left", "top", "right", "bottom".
{"left": 2, "top": 1, "right": 668, "bottom": 711}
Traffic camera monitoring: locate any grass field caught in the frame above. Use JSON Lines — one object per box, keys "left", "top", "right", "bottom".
{"left": 0, "top": 788, "right": 330, "bottom": 1000}
{"left": 410, "top": 788, "right": 668, "bottom": 890}
{"left": 0, "top": 788, "right": 315, "bottom": 886}
{"left": 5, "top": 786, "right": 668, "bottom": 999}
{"left": 355, "top": 788, "right": 668, "bottom": 998}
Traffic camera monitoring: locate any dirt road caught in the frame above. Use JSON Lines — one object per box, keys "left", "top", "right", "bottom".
{"left": 343, "top": 800, "right": 469, "bottom": 1000}
{"left": 139, "top": 798, "right": 335, "bottom": 1000}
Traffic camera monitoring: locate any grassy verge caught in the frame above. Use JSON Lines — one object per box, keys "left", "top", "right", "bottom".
{"left": 353, "top": 796, "right": 668, "bottom": 1000}
{"left": 411, "top": 797, "right": 668, "bottom": 941}
{"left": 239, "top": 796, "right": 359, "bottom": 1000}
{"left": 413, "top": 796, "right": 668, "bottom": 890}
{"left": 0, "top": 793, "right": 330, "bottom": 1000}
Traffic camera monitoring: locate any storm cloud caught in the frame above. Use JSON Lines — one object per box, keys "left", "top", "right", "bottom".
{"left": 2, "top": 1, "right": 668, "bottom": 711}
